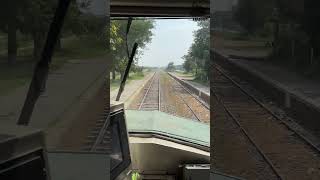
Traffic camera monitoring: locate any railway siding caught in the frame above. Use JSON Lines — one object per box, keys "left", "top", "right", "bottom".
{"left": 128, "top": 71, "right": 209, "bottom": 123}
{"left": 211, "top": 94, "right": 279, "bottom": 180}
{"left": 213, "top": 50, "right": 320, "bottom": 137}
{"left": 167, "top": 72, "right": 210, "bottom": 107}
{"left": 163, "top": 72, "right": 210, "bottom": 123}
{"left": 212, "top": 65, "right": 320, "bottom": 180}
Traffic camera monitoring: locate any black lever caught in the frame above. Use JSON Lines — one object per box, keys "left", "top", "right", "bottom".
{"left": 116, "top": 18, "right": 138, "bottom": 101}
{"left": 17, "top": 0, "right": 71, "bottom": 125}
{"left": 116, "top": 43, "right": 138, "bottom": 101}
{"left": 126, "top": 17, "right": 133, "bottom": 58}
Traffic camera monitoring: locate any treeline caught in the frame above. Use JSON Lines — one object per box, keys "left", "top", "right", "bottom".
{"left": 110, "top": 20, "right": 154, "bottom": 79}
{"left": 234, "top": 0, "right": 320, "bottom": 76}
{"left": 0, "top": 0, "right": 105, "bottom": 65}
{"left": 183, "top": 20, "right": 210, "bottom": 82}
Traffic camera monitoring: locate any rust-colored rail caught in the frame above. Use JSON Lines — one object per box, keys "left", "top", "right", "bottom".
{"left": 213, "top": 64, "right": 320, "bottom": 180}
{"left": 139, "top": 72, "right": 160, "bottom": 111}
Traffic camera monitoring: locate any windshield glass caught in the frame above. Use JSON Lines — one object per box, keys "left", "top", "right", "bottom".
{"left": 0, "top": 0, "right": 110, "bottom": 152}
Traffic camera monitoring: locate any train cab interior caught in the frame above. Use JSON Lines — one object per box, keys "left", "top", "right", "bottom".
{"left": 112, "top": 1, "right": 211, "bottom": 179}
{"left": 0, "top": 0, "right": 241, "bottom": 180}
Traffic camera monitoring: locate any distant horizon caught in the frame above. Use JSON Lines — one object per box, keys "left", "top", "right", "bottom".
{"left": 141, "top": 64, "right": 184, "bottom": 68}
{"left": 138, "top": 19, "right": 200, "bottom": 67}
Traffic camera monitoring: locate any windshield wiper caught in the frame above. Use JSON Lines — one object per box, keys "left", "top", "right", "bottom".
{"left": 115, "top": 18, "right": 139, "bottom": 101}
{"left": 17, "top": 0, "right": 71, "bottom": 125}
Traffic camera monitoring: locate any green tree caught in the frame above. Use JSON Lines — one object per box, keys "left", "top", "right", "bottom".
{"left": 234, "top": 0, "right": 255, "bottom": 34}
{"left": 0, "top": 0, "right": 28, "bottom": 65}
{"left": 182, "top": 20, "right": 210, "bottom": 81}
{"left": 234, "top": 0, "right": 274, "bottom": 34}
{"left": 0, "top": 0, "right": 94, "bottom": 65}
{"left": 303, "top": 0, "right": 320, "bottom": 58}
{"left": 182, "top": 54, "right": 195, "bottom": 73}
{"left": 19, "top": 0, "right": 57, "bottom": 60}
{"left": 166, "top": 62, "right": 175, "bottom": 72}
{"left": 6, "top": 0, "right": 18, "bottom": 65}
{"left": 58, "top": 0, "right": 86, "bottom": 51}
{"left": 110, "top": 20, "right": 154, "bottom": 79}
{"left": 271, "top": 0, "right": 320, "bottom": 62}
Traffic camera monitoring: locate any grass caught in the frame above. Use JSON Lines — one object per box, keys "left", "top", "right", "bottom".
{"left": 212, "top": 31, "right": 272, "bottom": 56}
{"left": 174, "top": 70, "right": 209, "bottom": 87}
{"left": 110, "top": 71, "right": 146, "bottom": 91}
{"left": 0, "top": 59, "right": 34, "bottom": 95}
{"left": 0, "top": 35, "right": 108, "bottom": 95}
{"left": 192, "top": 78, "right": 209, "bottom": 86}
{"left": 174, "top": 70, "right": 195, "bottom": 78}
{"left": 50, "top": 35, "right": 108, "bottom": 70}
{"left": 0, "top": 33, "right": 35, "bottom": 55}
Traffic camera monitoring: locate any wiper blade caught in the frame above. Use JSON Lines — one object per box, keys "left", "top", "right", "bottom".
{"left": 17, "top": 0, "right": 71, "bottom": 125}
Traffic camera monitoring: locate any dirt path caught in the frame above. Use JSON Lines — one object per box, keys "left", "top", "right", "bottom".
{"left": 110, "top": 72, "right": 153, "bottom": 108}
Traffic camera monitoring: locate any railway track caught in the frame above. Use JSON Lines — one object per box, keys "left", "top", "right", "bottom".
{"left": 212, "top": 64, "right": 320, "bottom": 180}
{"left": 138, "top": 72, "right": 161, "bottom": 111}
{"left": 167, "top": 73, "right": 210, "bottom": 122}
{"left": 133, "top": 71, "right": 209, "bottom": 122}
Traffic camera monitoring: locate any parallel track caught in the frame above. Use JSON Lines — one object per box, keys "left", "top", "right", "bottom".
{"left": 213, "top": 64, "right": 320, "bottom": 180}
{"left": 135, "top": 71, "right": 209, "bottom": 122}
{"left": 167, "top": 73, "right": 210, "bottom": 121}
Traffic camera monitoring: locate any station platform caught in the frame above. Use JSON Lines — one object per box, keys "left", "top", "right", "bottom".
{"left": 171, "top": 72, "right": 210, "bottom": 96}
{"left": 214, "top": 50, "right": 320, "bottom": 135}
{"left": 230, "top": 58, "right": 320, "bottom": 108}
{"left": 168, "top": 72, "right": 210, "bottom": 106}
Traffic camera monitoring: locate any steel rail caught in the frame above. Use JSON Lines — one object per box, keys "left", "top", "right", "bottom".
{"left": 167, "top": 73, "right": 209, "bottom": 110}
{"left": 213, "top": 64, "right": 320, "bottom": 180}
{"left": 177, "top": 91, "right": 201, "bottom": 121}
{"left": 212, "top": 66, "right": 284, "bottom": 180}
{"left": 214, "top": 64, "right": 320, "bottom": 153}
{"left": 138, "top": 72, "right": 157, "bottom": 110}
{"left": 168, "top": 73, "right": 210, "bottom": 110}
{"left": 167, "top": 74, "right": 202, "bottom": 121}
{"left": 213, "top": 91, "right": 284, "bottom": 179}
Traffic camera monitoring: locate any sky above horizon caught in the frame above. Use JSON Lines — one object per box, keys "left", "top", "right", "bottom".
{"left": 138, "top": 19, "right": 200, "bottom": 67}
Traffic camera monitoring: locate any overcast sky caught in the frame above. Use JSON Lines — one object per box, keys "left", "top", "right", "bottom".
{"left": 138, "top": 19, "right": 200, "bottom": 67}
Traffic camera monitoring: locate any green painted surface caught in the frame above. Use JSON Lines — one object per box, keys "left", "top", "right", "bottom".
{"left": 125, "top": 110, "right": 210, "bottom": 147}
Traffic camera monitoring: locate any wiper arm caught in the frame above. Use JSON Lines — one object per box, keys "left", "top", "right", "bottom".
{"left": 17, "top": 0, "right": 71, "bottom": 125}
{"left": 116, "top": 42, "right": 138, "bottom": 101}
{"left": 116, "top": 18, "right": 139, "bottom": 101}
